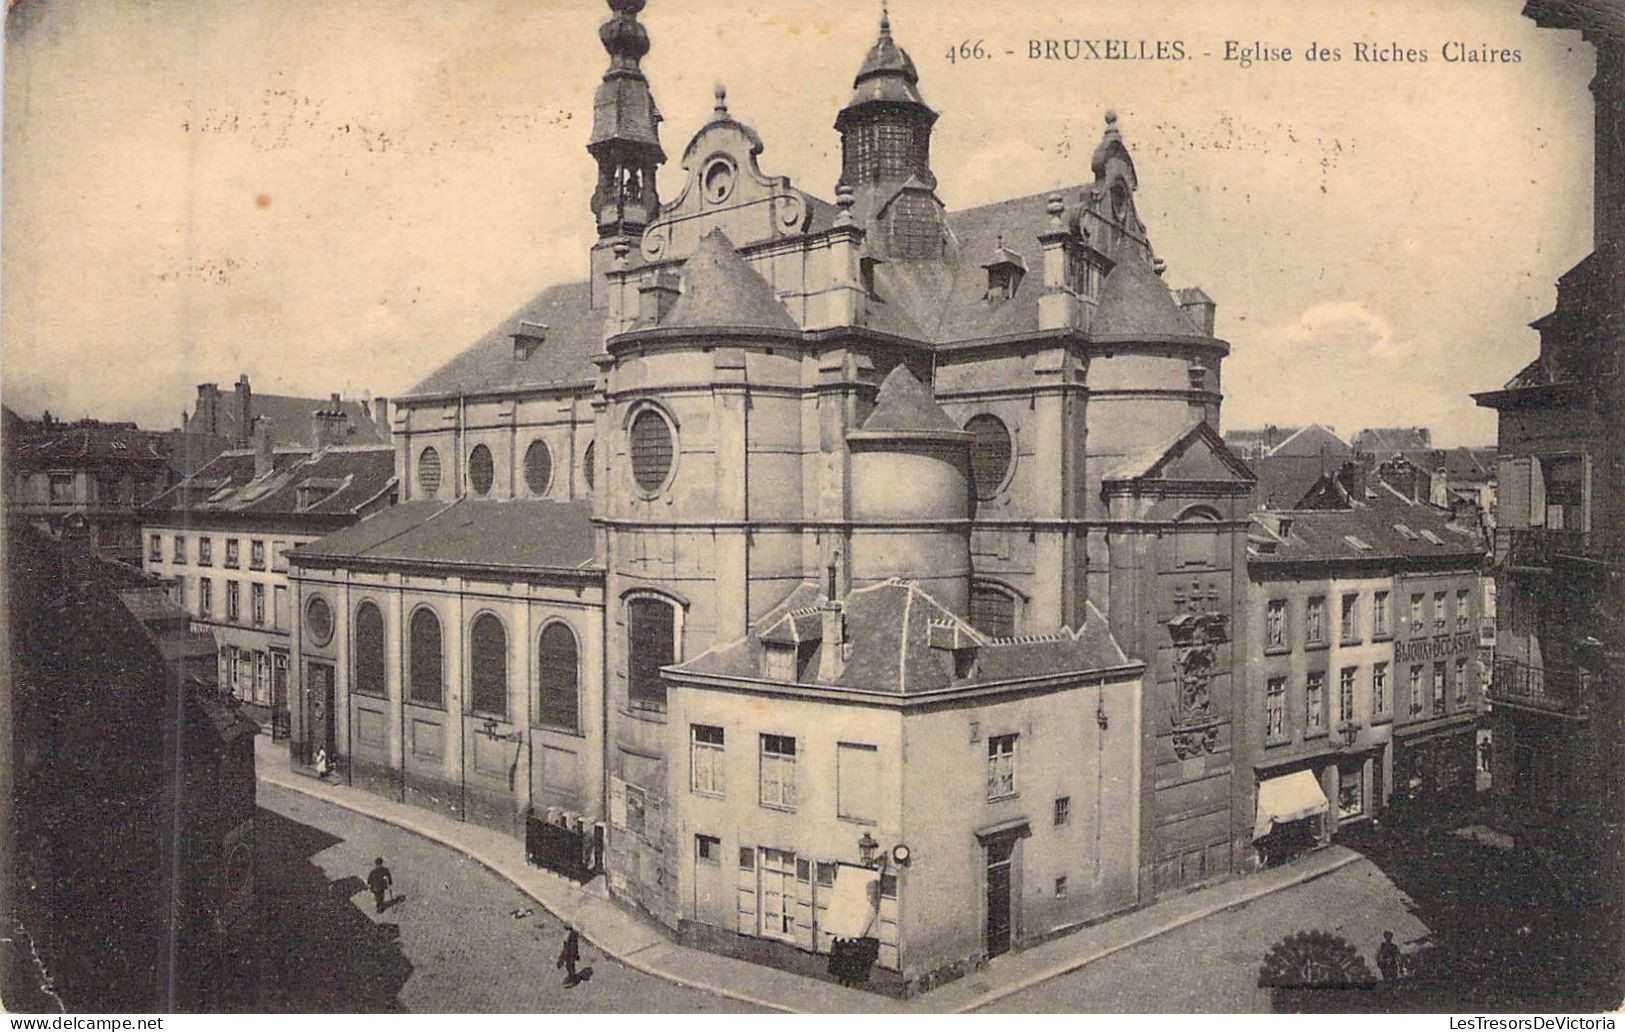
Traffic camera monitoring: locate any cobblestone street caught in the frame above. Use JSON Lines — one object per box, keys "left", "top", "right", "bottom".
{"left": 243, "top": 781, "right": 760, "bottom": 1013}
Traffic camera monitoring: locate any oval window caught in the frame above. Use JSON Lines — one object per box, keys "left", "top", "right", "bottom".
{"left": 966, "top": 414, "right": 1013, "bottom": 500}
{"left": 417, "top": 446, "right": 442, "bottom": 497}
{"left": 629, "top": 409, "right": 675, "bottom": 493}
{"left": 582, "top": 441, "right": 596, "bottom": 493}
{"left": 305, "top": 594, "right": 334, "bottom": 646}
{"left": 468, "top": 444, "right": 495, "bottom": 496}
{"left": 524, "top": 440, "right": 553, "bottom": 497}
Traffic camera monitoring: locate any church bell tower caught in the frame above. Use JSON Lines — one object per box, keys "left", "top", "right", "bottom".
{"left": 588, "top": 0, "right": 664, "bottom": 293}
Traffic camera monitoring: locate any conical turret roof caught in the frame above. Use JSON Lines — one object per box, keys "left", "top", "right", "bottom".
{"left": 660, "top": 229, "right": 798, "bottom": 332}
{"left": 857, "top": 364, "right": 963, "bottom": 435}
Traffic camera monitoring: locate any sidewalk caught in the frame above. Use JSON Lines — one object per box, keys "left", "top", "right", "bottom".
{"left": 256, "top": 735, "right": 1363, "bottom": 1013}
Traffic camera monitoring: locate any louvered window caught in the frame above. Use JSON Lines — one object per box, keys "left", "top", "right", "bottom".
{"left": 524, "top": 440, "right": 553, "bottom": 496}
{"left": 468, "top": 444, "right": 495, "bottom": 496}
{"left": 629, "top": 409, "right": 675, "bottom": 492}
{"left": 409, "top": 608, "right": 443, "bottom": 706}
{"left": 966, "top": 414, "right": 1012, "bottom": 500}
{"left": 418, "top": 447, "right": 442, "bottom": 497}
{"left": 627, "top": 596, "right": 675, "bottom": 709}
{"left": 969, "top": 584, "right": 1016, "bottom": 638}
{"left": 535, "top": 623, "right": 579, "bottom": 731}
{"left": 470, "top": 613, "right": 507, "bottom": 717}
{"left": 582, "top": 441, "right": 596, "bottom": 492}
{"left": 353, "top": 602, "right": 386, "bottom": 697}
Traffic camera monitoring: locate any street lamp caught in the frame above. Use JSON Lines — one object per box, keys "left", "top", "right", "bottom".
{"left": 858, "top": 832, "right": 879, "bottom": 867}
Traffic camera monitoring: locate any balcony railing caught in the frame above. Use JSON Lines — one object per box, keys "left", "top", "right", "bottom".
{"left": 1490, "top": 657, "right": 1592, "bottom": 716}
{"left": 1497, "top": 528, "right": 1587, "bottom": 570}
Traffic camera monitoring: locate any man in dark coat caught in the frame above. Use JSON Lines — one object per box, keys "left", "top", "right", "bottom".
{"left": 367, "top": 857, "right": 393, "bottom": 914}
{"left": 557, "top": 925, "right": 582, "bottom": 986}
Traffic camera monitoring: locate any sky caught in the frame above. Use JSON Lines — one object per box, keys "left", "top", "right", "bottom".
{"left": 1, "top": 0, "right": 1597, "bottom": 446}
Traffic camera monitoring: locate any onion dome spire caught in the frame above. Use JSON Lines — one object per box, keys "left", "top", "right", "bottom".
{"left": 589, "top": 0, "right": 665, "bottom": 237}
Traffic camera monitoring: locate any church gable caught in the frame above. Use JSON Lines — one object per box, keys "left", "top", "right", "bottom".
{"left": 640, "top": 88, "right": 826, "bottom": 264}
{"left": 1106, "top": 421, "right": 1256, "bottom": 487}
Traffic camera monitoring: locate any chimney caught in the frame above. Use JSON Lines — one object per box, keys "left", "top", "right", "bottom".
{"left": 195, "top": 383, "right": 220, "bottom": 436}
{"left": 818, "top": 558, "right": 847, "bottom": 682}
{"left": 1176, "top": 286, "right": 1217, "bottom": 335}
{"left": 1336, "top": 459, "right": 1368, "bottom": 502}
{"left": 638, "top": 270, "right": 681, "bottom": 325}
{"left": 233, "top": 374, "right": 253, "bottom": 446}
{"left": 374, "top": 397, "right": 390, "bottom": 439}
{"left": 252, "top": 416, "right": 274, "bottom": 478}
{"left": 311, "top": 394, "right": 348, "bottom": 451}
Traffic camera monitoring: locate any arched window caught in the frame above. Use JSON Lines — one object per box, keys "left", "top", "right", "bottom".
{"left": 523, "top": 440, "right": 553, "bottom": 496}
{"left": 627, "top": 596, "right": 676, "bottom": 709}
{"left": 1175, "top": 508, "right": 1220, "bottom": 568}
{"left": 417, "top": 447, "right": 442, "bottom": 497}
{"left": 408, "top": 608, "right": 443, "bottom": 707}
{"left": 582, "top": 441, "right": 596, "bottom": 493}
{"left": 468, "top": 444, "right": 495, "bottom": 496}
{"left": 469, "top": 613, "right": 508, "bottom": 717}
{"left": 536, "top": 623, "right": 580, "bottom": 731}
{"left": 969, "top": 583, "right": 1017, "bottom": 638}
{"left": 966, "top": 414, "right": 1013, "bottom": 501}
{"left": 629, "top": 409, "right": 675, "bottom": 493}
{"left": 353, "top": 601, "right": 386, "bottom": 696}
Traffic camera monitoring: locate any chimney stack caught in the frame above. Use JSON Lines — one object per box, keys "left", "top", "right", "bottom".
{"left": 638, "top": 271, "right": 681, "bottom": 326}
{"left": 195, "top": 383, "right": 221, "bottom": 436}
{"left": 311, "top": 394, "right": 348, "bottom": 451}
{"left": 374, "top": 397, "right": 390, "bottom": 440}
{"left": 252, "top": 416, "right": 274, "bottom": 478}
{"left": 233, "top": 375, "right": 253, "bottom": 447}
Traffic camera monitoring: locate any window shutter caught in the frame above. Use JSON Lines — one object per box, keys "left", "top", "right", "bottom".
{"left": 1528, "top": 456, "right": 1546, "bottom": 527}
{"left": 1497, "top": 456, "right": 1531, "bottom": 530}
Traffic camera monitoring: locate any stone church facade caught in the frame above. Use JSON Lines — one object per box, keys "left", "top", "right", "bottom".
{"left": 288, "top": 0, "right": 1254, "bottom": 988}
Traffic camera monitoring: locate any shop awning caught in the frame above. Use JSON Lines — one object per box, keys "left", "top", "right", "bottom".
{"left": 823, "top": 863, "right": 880, "bottom": 939}
{"left": 1254, "top": 769, "right": 1330, "bottom": 839}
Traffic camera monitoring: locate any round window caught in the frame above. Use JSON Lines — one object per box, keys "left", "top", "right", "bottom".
{"left": 417, "top": 446, "right": 442, "bottom": 497}
{"left": 703, "top": 158, "right": 736, "bottom": 204}
{"left": 629, "top": 409, "right": 675, "bottom": 493}
{"left": 582, "top": 441, "right": 596, "bottom": 492}
{"left": 524, "top": 440, "right": 553, "bottom": 496}
{"left": 305, "top": 595, "right": 334, "bottom": 645}
{"left": 469, "top": 444, "right": 495, "bottom": 496}
{"left": 966, "top": 414, "right": 1014, "bottom": 500}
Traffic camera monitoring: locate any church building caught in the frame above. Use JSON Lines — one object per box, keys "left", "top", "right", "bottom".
{"left": 287, "top": 0, "right": 1255, "bottom": 990}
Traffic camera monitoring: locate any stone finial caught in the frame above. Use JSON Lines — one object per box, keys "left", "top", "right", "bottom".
{"left": 835, "top": 182, "right": 856, "bottom": 227}
{"left": 1046, "top": 192, "right": 1065, "bottom": 230}
{"left": 714, "top": 83, "right": 728, "bottom": 115}
{"left": 612, "top": 239, "right": 631, "bottom": 268}
{"left": 1152, "top": 256, "right": 1167, "bottom": 277}
{"left": 879, "top": 0, "right": 891, "bottom": 40}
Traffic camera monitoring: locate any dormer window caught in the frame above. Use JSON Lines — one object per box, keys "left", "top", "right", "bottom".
{"left": 512, "top": 321, "right": 548, "bottom": 362}
{"left": 1277, "top": 517, "right": 1294, "bottom": 537}
{"left": 1065, "top": 248, "right": 1104, "bottom": 300}
{"left": 982, "top": 241, "right": 1027, "bottom": 302}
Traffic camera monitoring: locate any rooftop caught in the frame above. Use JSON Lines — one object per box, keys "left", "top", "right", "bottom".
{"left": 145, "top": 445, "right": 396, "bottom": 519}
{"left": 291, "top": 497, "right": 599, "bottom": 575}
{"left": 1249, "top": 487, "right": 1486, "bottom": 567}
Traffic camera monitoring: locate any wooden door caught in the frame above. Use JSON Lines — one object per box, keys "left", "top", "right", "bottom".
{"left": 759, "top": 848, "right": 797, "bottom": 943}
{"left": 306, "top": 662, "right": 336, "bottom": 764}
{"left": 271, "top": 651, "right": 289, "bottom": 709}
{"left": 985, "top": 838, "right": 1014, "bottom": 958}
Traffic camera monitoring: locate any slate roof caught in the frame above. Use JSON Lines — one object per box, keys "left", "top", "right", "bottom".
{"left": 1251, "top": 454, "right": 1346, "bottom": 510}
{"left": 673, "top": 578, "right": 1134, "bottom": 696}
{"left": 1249, "top": 488, "right": 1486, "bottom": 567}
{"left": 1400, "top": 447, "right": 1498, "bottom": 482}
{"left": 660, "top": 229, "right": 798, "bottom": 332}
{"left": 1352, "top": 427, "right": 1432, "bottom": 455}
{"left": 1266, "top": 424, "right": 1350, "bottom": 459}
{"left": 855, "top": 364, "right": 963, "bottom": 434}
{"left": 145, "top": 446, "right": 396, "bottom": 519}
{"left": 291, "top": 498, "right": 599, "bottom": 574}
{"left": 195, "top": 393, "right": 387, "bottom": 449}
{"left": 405, "top": 182, "right": 1216, "bottom": 397}
{"left": 1093, "top": 255, "right": 1204, "bottom": 337}
{"left": 409, "top": 280, "right": 607, "bottom": 397}
{"left": 17, "top": 424, "right": 169, "bottom": 468}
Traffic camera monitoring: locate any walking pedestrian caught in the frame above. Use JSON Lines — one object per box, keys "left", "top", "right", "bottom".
{"left": 1377, "top": 930, "right": 1401, "bottom": 981}
{"left": 557, "top": 925, "right": 582, "bottom": 986}
{"left": 367, "top": 856, "right": 393, "bottom": 914}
